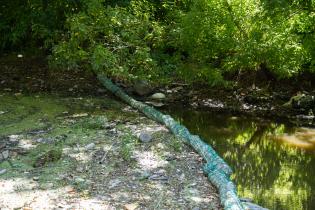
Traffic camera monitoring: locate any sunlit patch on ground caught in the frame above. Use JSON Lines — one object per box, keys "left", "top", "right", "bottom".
{"left": 0, "top": 93, "right": 222, "bottom": 209}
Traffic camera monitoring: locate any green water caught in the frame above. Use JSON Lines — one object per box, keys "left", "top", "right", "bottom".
{"left": 167, "top": 108, "right": 315, "bottom": 210}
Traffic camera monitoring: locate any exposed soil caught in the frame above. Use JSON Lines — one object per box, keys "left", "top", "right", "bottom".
{"left": 1, "top": 54, "right": 314, "bottom": 128}
{"left": 0, "top": 70, "right": 222, "bottom": 209}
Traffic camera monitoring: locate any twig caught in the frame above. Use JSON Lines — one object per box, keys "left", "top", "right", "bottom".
{"left": 99, "top": 142, "right": 116, "bottom": 164}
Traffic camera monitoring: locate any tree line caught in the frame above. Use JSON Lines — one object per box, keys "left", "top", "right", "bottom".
{"left": 1, "top": 0, "right": 315, "bottom": 85}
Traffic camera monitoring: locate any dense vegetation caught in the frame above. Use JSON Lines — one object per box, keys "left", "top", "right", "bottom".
{"left": 1, "top": 0, "right": 315, "bottom": 85}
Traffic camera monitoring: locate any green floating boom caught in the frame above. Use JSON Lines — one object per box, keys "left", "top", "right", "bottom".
{"left": 97, "top": 74, "right": 245, "bottom": 210}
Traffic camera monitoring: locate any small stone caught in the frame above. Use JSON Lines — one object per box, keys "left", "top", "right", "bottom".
{"left": 71, "top": 113, "right": 88, "bottom": 118}
{"left": 149, "top": 174, "right": 169, "bottom": 181}
{"left": 9, "top": 135, "right": 19, "bottom": 141}
{"left": 139, "top": 132, "right": 152, "bottom": 143}
{"left": 108, "top": 179, "right": 121, "bottom": 189}
{"left": 85, "top": 143, "right": 96, "bottom": 150}
{"left": 150, "top": 93, "right": 166, "bottom": 100}
{"left": 138, "top": 171, "right": 150, "bottom": 180}
{"left": 33, "top": 176, "right": 40, "bottom": 181}
{"left": 1, "top": 150, "right": 9, "bottom": 159}
{"left": 124, "top": 203, "right": 139, "bottom": 210}
{"left": 0, "top": 169, "right": 7, "bottom": 175}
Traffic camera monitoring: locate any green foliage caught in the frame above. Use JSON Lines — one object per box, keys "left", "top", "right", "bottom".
{"left": 51, "top": 0, "right": 177, "bottom": 81}
{"left": 179, "top": 0, "right": 312, "bottom": 78}
{"left": 0, "top": 0, "right": 81, "bottom": 52}
{"left": 2, "top": 0, "right": 315, "bottom": 84}
{"left": 120, "top": 133, "right": 137, "bottom": 161}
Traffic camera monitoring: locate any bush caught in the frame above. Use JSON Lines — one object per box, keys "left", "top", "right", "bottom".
{"left": 179, "top": 0, "right": 311, "bottom": 78}
{"left": 51, "top": 0, "right": 176, "bottom": 82}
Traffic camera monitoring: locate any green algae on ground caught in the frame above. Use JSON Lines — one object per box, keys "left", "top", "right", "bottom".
{"left": 0, "top": 94, "right": 67, "bottom": 135}
{"left": 0, "top": 93, "right": 130, "bottom": 136}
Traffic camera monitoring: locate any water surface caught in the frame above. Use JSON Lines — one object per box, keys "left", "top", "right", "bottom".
{"left": 167, "top": 107, "right": 315, "bottom": 210}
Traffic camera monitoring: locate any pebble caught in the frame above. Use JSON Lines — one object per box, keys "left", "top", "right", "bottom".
{"left": 85, "top": 143, "right": 96, "bottom": 150}
{"left": 149, "top": 174, "right": 169, "bottom": 181}
{"left": 33, "top": 177, "right": 40, "bottom": 181}
{"left": 108, "top": 179, "right": 121, "bottom": 189}
{"left": 124, "top": 203, "right": 139, "bottom": 210}
{"left": 0, "top": 169, "right": 7, "bottom": 175}
{"left": 9, "top": 135, "right": 19, "bottom": 141}
{"left": 1, "top": 150, "right": 9, "bottom": 160}
{"left": 139, "top": 132, "right": 152, "bottom": 143}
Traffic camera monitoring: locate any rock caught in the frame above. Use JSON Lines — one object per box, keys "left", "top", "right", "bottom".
{"left": 108, "top": 179, "right": 121, "bottom": 189}
{"left": 33, "top": 176, "right": 40, "bottom": 181}
{"left": 145, "top": 101, "right": 165, "bottom": 107}
{"left": 150, "top": 93, "right": 166, "bottom": 100}
{"left": 138, "top": 132, "right": 152, "bottom": 143}
{"left": 149, "top": 174, "right": 169, "bottom": 181}
{"left": 85, "top": 143, "right": 96, "bottom": 150}
{"left": 9, "top": 135, "right": 19, "bottom": 141}
{"left": 71, "top": 113, "right": 88, "bottom": 118}
{"left": 124, "top": 203, "right": 139, "bottom": 210}
{"left": 1, "top": 150, "right": 9, "bottom": 160}
{"left": 284, "top": 93, "right": 315, "bottom": 110}
{"left": 133, "top": 80, "right": 153, "bottom": 96}
{"left": 36, "top": 137, "right": 54, "bottom": 144}
{"left": 138, "top": 171, "right": 150, "bottom": 180}
{"left": 0, "top": 169, "right": 7, "bottom": 175}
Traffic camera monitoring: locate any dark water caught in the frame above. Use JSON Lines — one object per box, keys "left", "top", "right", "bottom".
{"left": 166, "top": 108, "right": 315, "bottom": 210}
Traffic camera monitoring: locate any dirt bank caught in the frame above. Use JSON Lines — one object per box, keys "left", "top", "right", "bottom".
{"left": 0, "top": 91, "right": 222, "bottom": 209}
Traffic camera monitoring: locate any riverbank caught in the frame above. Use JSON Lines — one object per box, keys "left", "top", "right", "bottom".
{"left": 0, "top": 92, "right": 222, "bottom": 209}
{"left": 1, "top": 54, "right": 314, "bottom": 127}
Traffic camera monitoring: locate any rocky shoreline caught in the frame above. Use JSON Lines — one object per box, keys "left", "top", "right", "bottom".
{"left": 1, "top": 55, "right": 315, "bottom": 128}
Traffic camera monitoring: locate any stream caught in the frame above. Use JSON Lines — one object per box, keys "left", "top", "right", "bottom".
{"left": 166, "top": 107, "right": 315, "bottom": 210}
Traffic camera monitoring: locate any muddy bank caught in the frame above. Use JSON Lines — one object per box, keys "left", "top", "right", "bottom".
{"left": 1, "top": 55, "right": 314, "bottom": 128}
{"left": 0, "top": 93, "right": 222, "bottom": 209}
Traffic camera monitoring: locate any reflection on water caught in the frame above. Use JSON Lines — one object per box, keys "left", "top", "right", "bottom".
{"left": 166, "top": 108, "right": 315, "bottom": 210}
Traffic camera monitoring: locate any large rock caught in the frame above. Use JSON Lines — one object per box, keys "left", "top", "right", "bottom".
{"left": 133, "top": 80, "right": 153, "bottom": 96}
{"left": 284, "top": 93, "right": 315, "bottom": 111}
{"left": 150, "top": 93, "right": 166, "bottom": 100}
